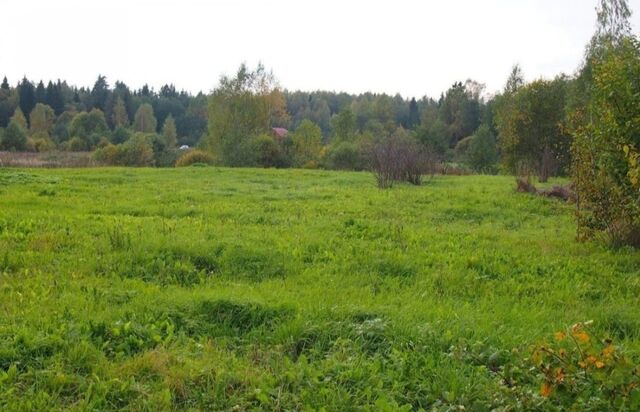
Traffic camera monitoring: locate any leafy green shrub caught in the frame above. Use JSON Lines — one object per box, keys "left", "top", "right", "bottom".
{"left": 66, "top": 136, "right": 87, "bottom": 152}
{"left": 93, "top": 143, "right": 121, "bottom": 164}
{"left": 325, "top": 141, "right": 367, "bottom": 170}
{"left": 572, "top": 37, "right": 640, "bottom": 247}
{"left": 454, "top": 135, "right": 473, "bottom": 159}
{"left": 251, "top": 133, "right": 288, "bottom": 168}
{"left": 154, "top": 148, "right": 181, "bottom": 167}
{"left": 29, "top": 130, "right": 56, "bottom": 152}
{"left": 69, "top": 109, "right": 108, "bottom": 149}
{"left": 118, "top": 134, "right": 155, "bottom": 166}
{"left": 175, "top": 149, "right": 214, "bottom": 167}
{"left": 290, "top": 120, "right": 322, "bottom": 168}
{"left": 302, "top": 160, "right": 319, "bottom": 169}
{"left": 111, "top": 126, "right": 131, "bottom": 144}
{"left": 463, "top": 125, "right": 498, "bottom": 173}
{"left": 0, "top": 121, "right": 27, "bottom": 151}
{"left": 93, "top": 134, "right": 154, "bottom": 166}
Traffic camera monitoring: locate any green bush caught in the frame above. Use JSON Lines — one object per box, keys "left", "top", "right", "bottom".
{"left": 111, "top": 126, "right": 131, "bottom": 145}
{"left": 0, "top": 121, "right": 27, "bottom": 151}
{"left": 251, "top": 133, "right": 288, "bottom": 168}
{"left": 175, "top": 149, "right": 214, "bottom": 167}
{"left": 93, "top": 143, "right": 120, "bottom": 164}
{"left": 154, "top": 148, "right": 181, "bottom": 167}
{"left": 465, "top": 125, "right": 498, "bottom": 174}
{"left": 32, "top": 137, "right": 56, "bottom": 152}
{"left": 325, "top": 141, "right": 367, "bottom": 170}
{"left": 117, "top": 134, "right": 155, "bottom": 166}
{"left": 92, "top": 134, "right": 155, "bottom": 166}
{"left": 572, "top": 37, "right": 640, "bottom": 247}
{"left": 66, "top": 136, "right": 87, "bottom": 152}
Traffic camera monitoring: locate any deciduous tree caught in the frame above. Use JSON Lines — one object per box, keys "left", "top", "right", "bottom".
{"left": 1, "top": 120, "right": 27, "bottom": 151}
{"left": 29, "top": 103, "right": 56, "bottom": 137}
{"left": 133, "top": 103, "right": 157, "bottom": 133}
{"left": 10, "top": 108, "right": 28, "bottom": 131}
{"left": 290, "top": 119, "right": 322, "bottom": 167}
{"left": 207, "top": 63, "right": 285, "bottom": 166}
{"left": 162, "top": 114, "right": 177, "bottom": 148}
{"left": 112, "top": 96, "right": 130, "bottom": 128}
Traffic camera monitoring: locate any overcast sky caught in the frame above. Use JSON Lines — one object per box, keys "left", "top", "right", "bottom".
{"left": 2, "top": 0, "right": 640, "bottom": 99}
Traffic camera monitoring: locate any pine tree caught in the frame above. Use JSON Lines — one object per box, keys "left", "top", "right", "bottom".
{"left": 1, "top": 77, "right": 9, "bottom": 90}
{"left": 35, "top": 81, "right": 46, "bottom": 103}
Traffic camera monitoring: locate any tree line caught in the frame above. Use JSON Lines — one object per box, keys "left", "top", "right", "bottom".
{"left": 0, "top": 70, "right": 496, "bottom": 171}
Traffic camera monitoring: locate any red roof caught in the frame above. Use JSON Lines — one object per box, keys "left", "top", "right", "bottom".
{"left": 272, "top": 127, "right": 288, "bottom": 139}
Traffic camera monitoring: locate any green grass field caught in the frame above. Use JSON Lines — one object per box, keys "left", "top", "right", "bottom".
{"left": 1, "top": 167, "right": 639, "bottom": 410}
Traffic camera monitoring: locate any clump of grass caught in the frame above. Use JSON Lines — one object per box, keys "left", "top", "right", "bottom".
{"left": 37, "top": 188, "right": 56, "bottom": 197}
{"left": 220, "top": 245, "right": 288, "bottom": 281}
{"left": 107, "top": 224, "right": 131, "bottom": 251}
{"left": 179, "top": 299, "right": 295, "bottom": 337}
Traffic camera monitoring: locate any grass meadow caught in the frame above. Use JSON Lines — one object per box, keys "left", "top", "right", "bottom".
{"left": 0, "top": 167, "right": 639, "bottom": 410}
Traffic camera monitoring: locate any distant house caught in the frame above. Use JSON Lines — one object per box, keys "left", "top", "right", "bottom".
{"left": 272, "top": 127, "right": 288, "bottom": 140}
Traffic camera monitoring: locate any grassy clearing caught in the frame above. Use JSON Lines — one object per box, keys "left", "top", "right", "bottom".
{"left": 0, "top": 167, "right": 639, "bottom": 410}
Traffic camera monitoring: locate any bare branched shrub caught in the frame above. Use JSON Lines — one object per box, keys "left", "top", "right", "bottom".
{"left": 369, "top": 138, "right": 398, "bottom": 188}
{"left": 369, "top": 133, "right": 437, "bottom": 188}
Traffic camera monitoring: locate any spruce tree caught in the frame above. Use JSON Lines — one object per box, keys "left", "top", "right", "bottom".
{"left": 35, "top": 81, "right": 46, "bottom": 103}
{"left": 18, "top": 77, "right": 36, "bottom": 120}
